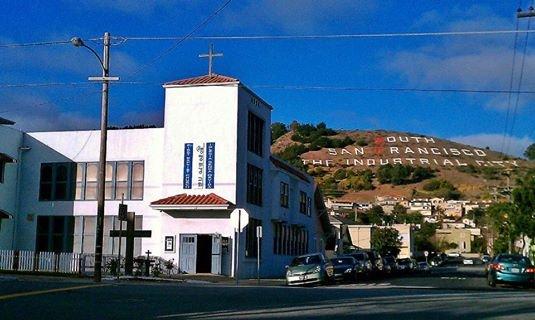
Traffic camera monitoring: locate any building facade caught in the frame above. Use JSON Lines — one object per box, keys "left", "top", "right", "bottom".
{"left": 0, "top": 74, "right": 327, "bottom": 278}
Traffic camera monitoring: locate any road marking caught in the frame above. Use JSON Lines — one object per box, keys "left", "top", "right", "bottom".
{"left": 0, "top": 283, "right": 110, "bottom": 301}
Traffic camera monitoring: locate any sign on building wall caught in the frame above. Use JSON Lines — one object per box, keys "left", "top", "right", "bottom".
{"left": 205, "top": 142, "right": 215, "bottom": 189}
{"left": 184, "top": 142, "right": 215, "bottom": 189}
{"left": 183, "top": 143, "right": 193, "bottom": 189}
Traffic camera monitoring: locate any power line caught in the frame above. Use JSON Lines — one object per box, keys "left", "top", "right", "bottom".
{"left": 0, "top": 40, "right": 72, "bottom": 48}
{"left": 129, "top": 0, "right": 233, "bottom": 77}
{"left": 2, "top": 29, "right": 535, "bottom": 48}
{"left": 116, "top": 29, "right": 535, "bottom": 42}
{"left": 500, "top": 15, "right": 522, "bottom": 156}
{"left": 250, "top": 85, "right": 535, "bottom": 94}
{"left": 506, "top": 12, "right": 532, "bottom": 155}
{"left": 3, "top": 81, "right": 535, "bottom": 94}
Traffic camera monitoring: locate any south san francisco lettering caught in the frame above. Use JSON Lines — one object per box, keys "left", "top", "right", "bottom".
{"left": 302, "top": 135, "right": 519, "bottom": 168}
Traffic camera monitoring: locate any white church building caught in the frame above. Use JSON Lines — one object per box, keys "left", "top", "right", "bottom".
{"left": 0, "top": 72, "right": 330, "bottom": 278}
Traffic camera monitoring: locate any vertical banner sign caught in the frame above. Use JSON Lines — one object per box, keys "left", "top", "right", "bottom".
{"left": 195, "top": 144, "right": 205, "bottom": 189}
{"left": 205, "top": 142, "right": 216, "bottom": 189}
{"left": 183, "top": 143, "right": 193, "bottom": 189}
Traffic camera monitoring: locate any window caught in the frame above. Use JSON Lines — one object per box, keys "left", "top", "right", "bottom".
{"left": 307, "top": 196, "right": 312, "bottom": 217}
{"left": 280, "top": 182, "right": 289, "bottom": 208}
{"left": 247, "top": 112, "right": 264, "bottom": 157}
{"left": 75, "top": 163, "right": 86, "bottom": 200}
{"left": 115, "top": 162, "right": 129, "bottom": 200}
{"left": 299, "top": 191, "right": 307, "bottom": 214}
{"left": 131, "top": 162, "right": 144, "bottom": 200}
{"left": 39, "top": 163, "right": 75, "bottom": 201}
{"left": 247, "top": 164, "right": 263, "bottom": 206}
{"left": 245, "top": 218, "right": 262, "bottom": 258}
{"left": 85, "top": 163, "right": 98, "bottom": 200}
{"left": 36, "top": 216, "right": 74, "bottom": 252}
{"left": 74, "top": 161, "right": 144, "bottom": 201}
{"left": 273, "top": 222, "right": 308, "bottom": 256}
{"left": 0, "top": 160, "right": 5, "bottom": 183}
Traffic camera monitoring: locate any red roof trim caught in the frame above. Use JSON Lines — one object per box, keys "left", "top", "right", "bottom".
{"left": 164, "top": 74, "right": 239, "bottom": 87}
{"left": 151, "top": 193, "right": 233, "bottom": 206}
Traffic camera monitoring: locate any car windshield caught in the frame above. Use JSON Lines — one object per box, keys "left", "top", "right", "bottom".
{"left": 384, "top": 256, "right": 395, "bottom": 263}
{"left": 352, "top": 253, "right": 366, "bottom": 261}
{"left": 291, "top": 255, "right": 321, "bottom": 266}
{"left": 497, "top": 255, "right": 532, "bottom": 266}
{"left": 332, "top": 258, "right": 354, "bottom": 265}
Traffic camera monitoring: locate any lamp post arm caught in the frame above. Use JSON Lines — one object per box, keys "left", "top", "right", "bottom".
{"left": 82, "top": 44, "right": 106, "bottom": 73}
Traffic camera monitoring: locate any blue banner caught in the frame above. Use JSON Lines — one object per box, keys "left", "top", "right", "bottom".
{"left": 205, "top": 142, "right": 215, "bottom": 189}
{"left": 183, "top": 143, "right": 193, "bottom": 189}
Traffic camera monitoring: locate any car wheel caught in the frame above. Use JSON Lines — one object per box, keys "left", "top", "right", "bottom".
{"left": 487, "top": 274, "right": 496, "bottom": 287}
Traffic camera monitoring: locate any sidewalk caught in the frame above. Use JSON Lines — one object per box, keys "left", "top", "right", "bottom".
{"left": 104, "top": 274, "right": 286, "bottom": 286}
{"left": 1, "top": 271, "right": 286, "bottom": 286}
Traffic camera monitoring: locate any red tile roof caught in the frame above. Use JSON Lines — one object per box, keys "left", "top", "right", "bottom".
{"left": 164, "top": 74, "right": 239, "bottom": 87}
{"left": 151, "top": 193, "right": 233, "bottom": 206}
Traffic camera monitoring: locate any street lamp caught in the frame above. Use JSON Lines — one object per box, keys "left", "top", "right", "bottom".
{"left": 72, "top": 32, "right": 118, "bottom": 282}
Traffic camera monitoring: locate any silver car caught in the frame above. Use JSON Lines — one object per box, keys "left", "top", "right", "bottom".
{"left": 286, "top": 253, "right": 334, "bottom": 286}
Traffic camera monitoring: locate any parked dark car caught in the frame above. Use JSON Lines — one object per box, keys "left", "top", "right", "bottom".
{"left": 363, "top": 249, "right": 384, "bottom": 274}
{"left": 285, "top": 253, "right": 334, "bottom": 286}
{"left": 347, "top": 251, "right": 373, "bottom": 275}
{"left": 331, "top": 256, "right": 359, "bottom": 282}
{"left": 382, "top": 255, "right": 398, "bottom": 274}
{"left": 417, "top": 261, "right": 431, "bottom": 274}
{"left": 396, "top": 258, "right": 416, "bottom": 273}
{"left": 487, "top": 254, "right": 535, "bottom": 288}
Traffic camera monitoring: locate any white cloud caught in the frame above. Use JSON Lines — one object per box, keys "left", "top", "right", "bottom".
{"left": 71, "top": 0, "right": 190, "bottom": 16}
{"left": 223, "top": 0, "right": 377, "bottom": 33}
{"left": 450, "top": 133, "right": 533, "bottom": 158}
{"left": 2, "top": 92, "right": 99, "bottom": 132}
{"left": 384, "top": 5, "right": 535, "bottom": 112}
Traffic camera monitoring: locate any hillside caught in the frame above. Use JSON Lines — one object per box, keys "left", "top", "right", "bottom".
{"left": 271, "top": 123, "right": 533, "bottom": 201}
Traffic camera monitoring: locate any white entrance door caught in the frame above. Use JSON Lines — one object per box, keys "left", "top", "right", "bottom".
{"left": 211, "top": 234, "right": 222, "bottom": 275}
{"left": 180, "top": 234, "right": 197, "bottom": 274}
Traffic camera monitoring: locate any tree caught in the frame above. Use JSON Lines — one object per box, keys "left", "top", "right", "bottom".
{"left": 524, "top": 143, "right": 535, "bottom": 160}
{"left": 511, "top": 172, "right": 535, "bottom": 253}
{"left": 360, "top": 205, "right": 385, "bottom": 225}
{"left": 485, "top": 202, "right": 515, "bottom": 254}
{"left": 371, "top": 227, "right": 403, "bottom": 257}
{"left": 270, "top": 122, "right": 288, "bottom": 143}
{"left": 466, "top": 208, "right": 485, "bottom": 226}
{"left": 414, "top": 222, "right": 436, "bottom": 252}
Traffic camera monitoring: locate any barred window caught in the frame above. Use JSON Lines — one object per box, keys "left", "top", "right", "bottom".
{"left": 39, "top": 163, "right": 75, "bottom": 201}
{"left": 74, "top": 161, "right": 144, "bottom": 201}
{"left": 299, "top": 191, "right": 307, "bottom": 214}
{"left": 273, "top": 222, "right": 309, "bottom": 256}
{"left": 245, "top": 218, "right": 262, "bottom": 258}
{"left": 247, "top": 112, "right": 264, "bottom": 157}
{"left": 247, "top": 164, "right": 263, "bottom": 206}
{"left": 280, "top": 182, "right": 289, "bottom": 208}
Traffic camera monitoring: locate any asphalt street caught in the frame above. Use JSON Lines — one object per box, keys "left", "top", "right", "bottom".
{"left": 1, "top": 266, "right": 534, "bottom": 320}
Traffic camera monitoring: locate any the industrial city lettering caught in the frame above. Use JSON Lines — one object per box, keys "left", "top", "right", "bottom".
{"left": 303, "top": 135, "right": 519, "bottom": 168}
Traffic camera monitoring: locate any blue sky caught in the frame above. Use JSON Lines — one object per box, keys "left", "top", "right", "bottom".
{"left": 0, "top": 1, "right": 533, "bottom": 157}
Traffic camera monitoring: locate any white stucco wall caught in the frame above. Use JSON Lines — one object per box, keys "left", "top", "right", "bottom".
{"left": 0, "top": 125, "right": 23, "bottom": 249}
{"left": 15, "top": 128, "right": 165, "bottom": 253}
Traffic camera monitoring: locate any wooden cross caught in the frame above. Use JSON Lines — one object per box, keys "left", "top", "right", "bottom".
{"left": 110, "top": 212, "right": 152, "bottom": 275}
{"left": 199, "top": 44, "right": 223, "bottom": 76}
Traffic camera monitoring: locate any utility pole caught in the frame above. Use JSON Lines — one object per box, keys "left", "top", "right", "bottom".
{"left": 71, "top": 32, "right": 119, "bottom": 282}
{"left": 93, "top": 32, "right": 111, "bottom": 283}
